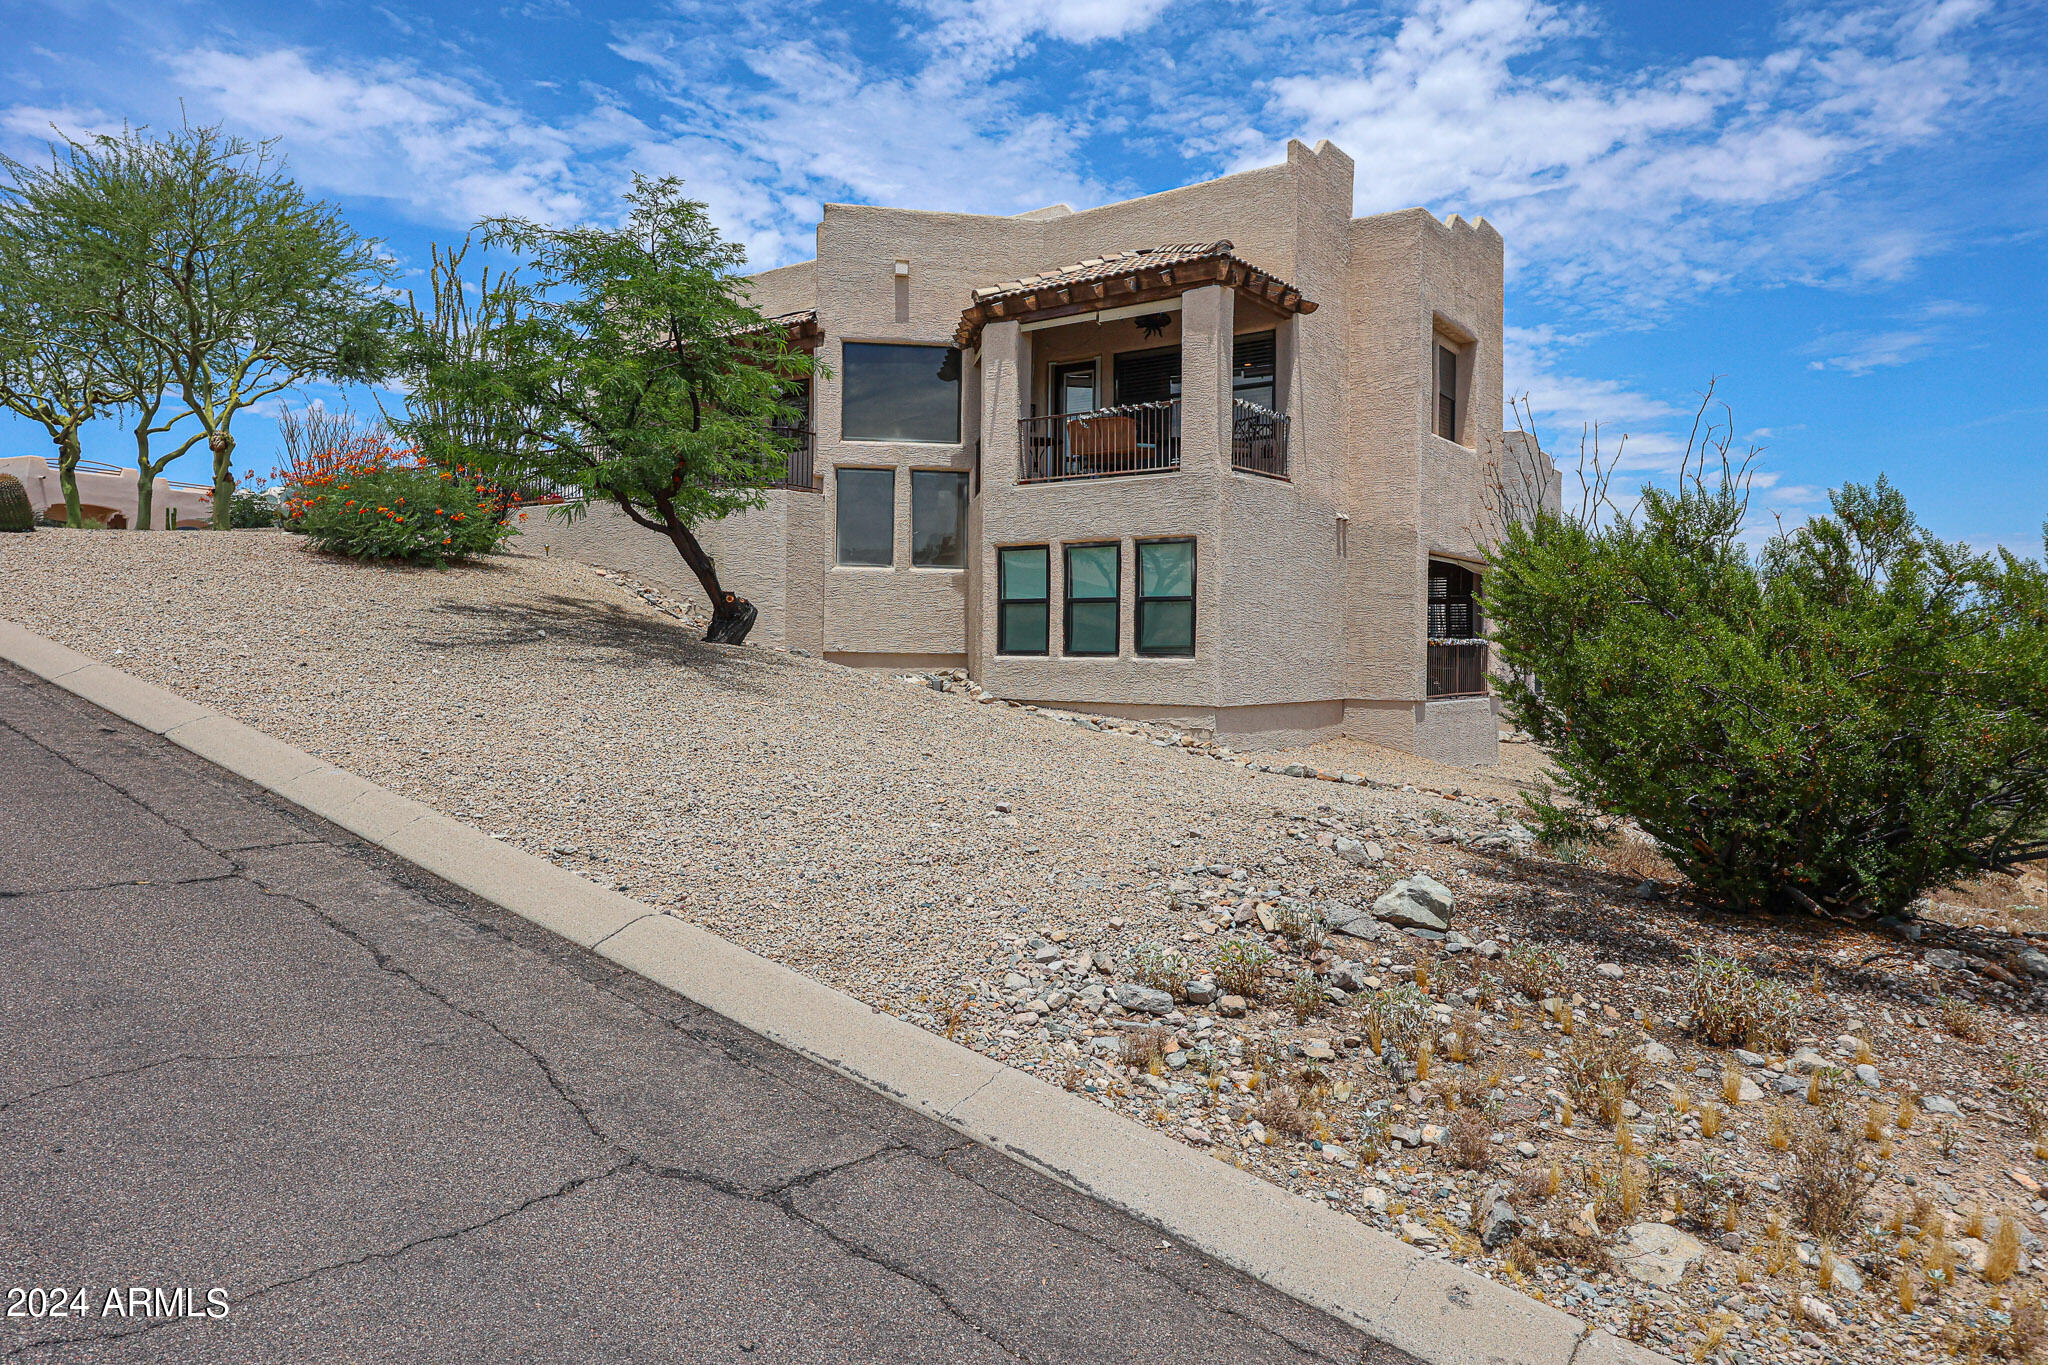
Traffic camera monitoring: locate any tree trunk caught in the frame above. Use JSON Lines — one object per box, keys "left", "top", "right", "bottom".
{"left": 55, "top": 428, "right": 83, "bottom": 528}
{"left": 135, "top": 425, "right": 157, "bottom": 532}
{"left": 636, "top": 492, "right": 757, "bottom": 645}
{"left": 210, "top": 430, "right": 236, "bottom": 530}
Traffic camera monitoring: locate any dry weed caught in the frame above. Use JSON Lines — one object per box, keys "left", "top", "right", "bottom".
{"left": 1561, "top": 1031, "right": 1647, "bottom": 1128}
{"left": 1789, "top": 1120, "right": 1879, "bottom": 1241}
{"left": 1445, "top": 1109, "right": 1492, "bottom": 1170}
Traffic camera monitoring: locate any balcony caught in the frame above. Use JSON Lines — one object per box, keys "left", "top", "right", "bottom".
{"left": 1426, "top": 639, "right": 1488, "bottom": 698}
{"left": 770, "top": 423, "right": 819, "bottom": 491}
{"left": 1231, "top": 399, "right": 1289, "bottom": 479}
{"left": 1018, "top": 400, "right": 1179, "bottom": 483}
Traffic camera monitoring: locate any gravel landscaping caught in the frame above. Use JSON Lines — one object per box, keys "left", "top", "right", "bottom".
{"left": 9, "top": 527, "right": 2047, "bottom": 1365}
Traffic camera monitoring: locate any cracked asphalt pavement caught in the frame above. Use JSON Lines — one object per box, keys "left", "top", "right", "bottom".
{"left": 0, "top": 664, "right": 1409, "bottom": 1364}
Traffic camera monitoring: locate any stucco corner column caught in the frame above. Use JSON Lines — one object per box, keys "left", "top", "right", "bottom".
{"left": 976, "top": 319, "right": 1028, "bottom": 491}
{"left": 1180, "top": 283, "right": 1235, "bottom": 475}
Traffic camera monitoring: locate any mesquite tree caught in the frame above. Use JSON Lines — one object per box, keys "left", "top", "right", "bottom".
{"left": 396, "top": 178, "right": 813, "bottom": 643}
{"left": 1, "top": 122, "right": 393, "bottom": 528}
{"left": 1486, "top": 408, "right": 2048, "bottom": 923}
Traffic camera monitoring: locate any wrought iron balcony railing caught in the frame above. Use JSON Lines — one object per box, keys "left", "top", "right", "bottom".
{"left": 1018, "top": 400, "right": 1179, "bottom": 483}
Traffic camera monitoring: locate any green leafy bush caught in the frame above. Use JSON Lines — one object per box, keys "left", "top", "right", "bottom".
{"left": 295, "top": 464, "right": 516, "bottom": 566}
{"left": 1488, "top": 468, "right": 2048, "bottom": 921}
{"left": 229, "top": 489, "right": 280, "bottom": 528}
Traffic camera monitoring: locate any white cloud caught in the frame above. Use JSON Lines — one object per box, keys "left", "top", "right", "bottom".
{"left": 1223, "top": 0, "right": 2007, "bottom": 315}
{"left": 915, "top": 0, "right": 1173, "bottom": 56}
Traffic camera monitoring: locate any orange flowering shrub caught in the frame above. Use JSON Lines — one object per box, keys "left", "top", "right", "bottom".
{"left": 288, "top": 443, "right": 519, "bottom": 567}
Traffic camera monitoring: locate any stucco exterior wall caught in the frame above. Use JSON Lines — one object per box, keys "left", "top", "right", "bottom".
{"left": 514, "top": 140, "right": 1547, "bottom": 765}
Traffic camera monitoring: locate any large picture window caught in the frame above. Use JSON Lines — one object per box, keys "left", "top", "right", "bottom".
{"left": 842, "top": 342, "right": 961, "bottom": 443}
{"left": 835, "top": 468, "right": 894, "bottom": 567}
{"left": 1063, "top": 543, "right": 1120, "bottom": 656}
{"left": 1136, "top": 539, "right": 1195, "bottom": 656}
{"left": 910, "top": 471, "right": 967, "bottom": 568}
{"left": 998, "top": 547, "right": 1049, "bottom": 655}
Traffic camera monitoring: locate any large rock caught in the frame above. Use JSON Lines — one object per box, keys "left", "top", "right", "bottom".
{"left": 1372, "top": 874, "right": 1456, "bottom": 932}
{"left": 1327, "top": 960, "right": 1373, "bottom": 993}
{"left": 1113, "top": 983, "right": 1174, "bottom": 1015}
{"left": 1479, "top": 1186, "right": 1521, "bottom": 1249}
{"left": 1615, "top": 1223, "right": 1707, "bottom": 1287}
{"left": 1334, "top": 836, "right": 1383, "bottom": 866}
{"left": 1321, "top": 901, "right": 1387, "bottom": 942}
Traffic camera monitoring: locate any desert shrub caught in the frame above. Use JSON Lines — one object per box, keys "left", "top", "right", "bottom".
{"left": 1281, "top": 968, "right": 1324, "bottom": 1023}
{"left": 1444, "top": 1109, "right": 1492, "bottom": 1170}
{"left": 1118, "top": 1026, "right": 1169, "bottom": 1072}
{"left": 1254, "top": 1083, "right": 1311, "bottom": 1138}
{"left": 1500, "top": 945, "right": 1568, "bottom": 1001}
{"left": 1363, "top": 982, "right": 1432, "bottom": 1060}
{"left": 295, "top": 463, "right": 518, "bottom": 566}
{"left": 1272, "top": 901, "right": 1326, "bottom": 948}
{"left": 1488, "top": 463, "right": 2048, "bottom": 922}
{"left": 1788, "top": 1120, "right": 1879, "bottom": 1240}
{"left": 1130, "top": 944, "right": 1191, "bottom": 999}
{"left": 1560, "top": 1031, "right": 1648, "bottom": 1127}
{"left": 1212, "top": 937, "right": 1275, "bottom": 999}
{"left": 1683, "top": 950, "right": 1800, "bottom": 1052}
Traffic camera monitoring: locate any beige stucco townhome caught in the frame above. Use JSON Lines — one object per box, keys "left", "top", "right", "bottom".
{"left": 517, "top": 139, "right": 1559, "bottom": 766}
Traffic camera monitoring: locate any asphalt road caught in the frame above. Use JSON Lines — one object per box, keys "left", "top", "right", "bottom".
{"left": 0, "top": 663, "right": 1405, "bottom": 1364}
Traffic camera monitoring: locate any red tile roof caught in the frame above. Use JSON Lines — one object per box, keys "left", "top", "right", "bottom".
{"left": 953, "top": 242, "right": 1315, "bottom": 349}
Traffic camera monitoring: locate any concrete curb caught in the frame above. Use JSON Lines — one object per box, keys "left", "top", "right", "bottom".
{"left": 0, "top": 619, "right": 1671, "bottom": 1365}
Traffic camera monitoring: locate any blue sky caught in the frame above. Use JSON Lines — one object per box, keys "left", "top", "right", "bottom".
{"left": 5, "top": 0, "right": 2045, "bottom": 549}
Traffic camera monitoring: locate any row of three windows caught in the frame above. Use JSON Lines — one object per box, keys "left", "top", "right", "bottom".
{"left": 998, "top": 540, "right": 1194, "bottom": 657}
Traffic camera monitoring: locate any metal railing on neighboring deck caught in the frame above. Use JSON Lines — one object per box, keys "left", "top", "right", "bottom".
{"left": 1018, "top": 400, "right": 1179, "bottom": 483}
{"left": 1426, "top": 639, "right": 1489, "bottom": 698}
{"left": 1231, "top": 399, "right": 1289, "bottom": 479}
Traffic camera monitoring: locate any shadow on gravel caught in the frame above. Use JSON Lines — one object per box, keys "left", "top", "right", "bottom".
{"left": 416, "top": 595, "right": 801, "bottom": 691}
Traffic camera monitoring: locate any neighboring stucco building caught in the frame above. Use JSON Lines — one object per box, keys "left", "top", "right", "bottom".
{"left": 516, "top": 139, "right": 1558, "bottom": 765}
{"left": 0, "top": 455, "right": 215, "bottom": 530}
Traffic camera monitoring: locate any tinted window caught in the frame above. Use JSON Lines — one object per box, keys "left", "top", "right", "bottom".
{"left": 842, "top": 343, "right": 961, "bottom": 443}
{"left": 911, "top": 471, "right": 967, "bottom": 568}
{"left": 1137, "top": 539, "right": 1195, "bottom": 656}
{"left": 998, "top": 546, "right": 1049, "bottom": 655}
{"left": 1064, "top": 543, "right": 1119, "bottom": 656}
{"left": 835, "top": 468, "right": 894, "bottom": 566}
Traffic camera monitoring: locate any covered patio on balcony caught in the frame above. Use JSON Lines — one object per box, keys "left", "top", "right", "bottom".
{"left": 954, "top": 243, "right": 1316, "bottom": 486}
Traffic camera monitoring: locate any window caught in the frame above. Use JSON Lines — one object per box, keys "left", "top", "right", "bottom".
{"left": 1136, "top": 539, "right": 1195, "bottom": 656}
{"left": 1063, "top": 543, "right": 1120, "bottom": 656}
{"left": 998, "top": 547, "right": 1049, "bottom": 655}
{"left": 1427, "top": 559, "right": 1486, "bottom": 698}
{"left": 1052, "top": 360, "right": 1098, "bottom": 415}
{"left": 1233, "top": 330, "right": 1277, "bottom": 410}
{"left": 1435, "top": 343, "right": 1460, "bottom": 442}
{"left": 841, "top": 342, "right": 961, "bottom": 443}
{"left": 1113, "top": 346, "right": 1181, "bottom": 406}
{"left": 910, "top": 471, "right": 967, "bottom": 568}
{"left": 1428, "top": 560, "right": 1481, "bottom": 639}
{"left": 835, "top": 468, "right": 894, "bottom": 566}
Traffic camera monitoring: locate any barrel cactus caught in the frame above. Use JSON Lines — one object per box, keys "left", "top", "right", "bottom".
{"left": 0, "top": 474, "right": 34, "bottom": 532}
